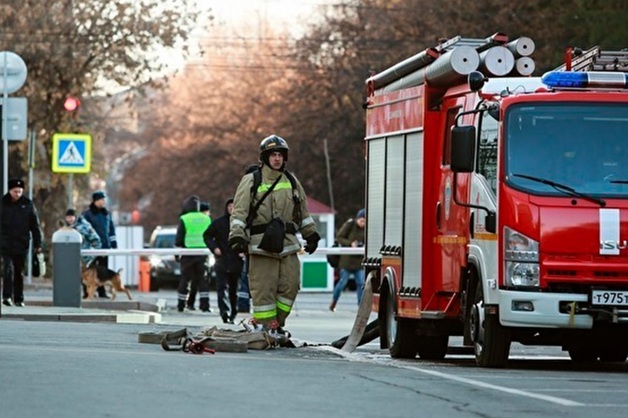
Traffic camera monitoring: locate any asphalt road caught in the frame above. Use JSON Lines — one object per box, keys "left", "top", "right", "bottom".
{"left": 1, "top": 286, "right": 627, "bottom": 418}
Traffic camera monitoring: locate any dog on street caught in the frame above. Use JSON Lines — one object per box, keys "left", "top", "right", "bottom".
{"left": 82, "top": 264, "right": 132, "bottom": 301}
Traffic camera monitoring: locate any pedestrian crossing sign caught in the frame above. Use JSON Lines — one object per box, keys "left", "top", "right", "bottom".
{"left": 52, "top": 133, "right": 92, "bottom": 173}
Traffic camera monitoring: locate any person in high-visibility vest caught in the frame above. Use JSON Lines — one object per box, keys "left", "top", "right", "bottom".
{"left": 175, "top": 195, "right": 212, "bottom": 312}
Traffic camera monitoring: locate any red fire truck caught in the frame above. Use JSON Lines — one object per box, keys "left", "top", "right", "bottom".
{"left": 363, "top": 33, "right": 628, "bottom": 367}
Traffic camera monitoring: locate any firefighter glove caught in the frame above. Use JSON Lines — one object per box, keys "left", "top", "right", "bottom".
{"left": 229, "top": 236, "right": 247, "bottom": 253}
{"left": 304, "top": 232, "right": 320, "bottom": 254}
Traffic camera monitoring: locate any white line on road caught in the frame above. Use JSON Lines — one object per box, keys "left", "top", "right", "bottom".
{"left": 321, "top": 347, "right": 584, "bottom": 407}
{"left": 396, "top": 365, "right": 584, "bottom": 406}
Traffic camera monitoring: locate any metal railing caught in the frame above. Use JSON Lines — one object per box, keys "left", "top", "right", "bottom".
{"left": 80, "top": 247, "right": 365, "bottom": 257}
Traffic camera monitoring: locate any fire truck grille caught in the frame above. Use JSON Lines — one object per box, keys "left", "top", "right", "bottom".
{"left": 547, "top": 270, "right": 628, "bottom": 279}
{"left": 547, "top": 269, "right": 577, "bottom": 277}
{"left": 595, "top": 271, "right": 628, "bottom": 279}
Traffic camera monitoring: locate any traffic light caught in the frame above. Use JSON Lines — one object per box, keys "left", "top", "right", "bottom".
{"left": 63, "top": 96, "right": 80, "bottom": 112}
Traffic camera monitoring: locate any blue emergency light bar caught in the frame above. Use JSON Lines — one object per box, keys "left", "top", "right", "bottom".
{"left": 542, "top": 71, "right": 628, "bottom": 89}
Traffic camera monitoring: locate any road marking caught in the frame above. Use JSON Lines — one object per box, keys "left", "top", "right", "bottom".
{"left": 396, "top": 365, "right": 584, "bottom": 406}
{"left": 321, "top": 347, "right": 584, "bottom": 406}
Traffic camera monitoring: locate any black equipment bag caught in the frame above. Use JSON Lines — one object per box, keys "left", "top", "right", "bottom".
{"left": 258, "top": 217, "right": 285, "bottom": 253}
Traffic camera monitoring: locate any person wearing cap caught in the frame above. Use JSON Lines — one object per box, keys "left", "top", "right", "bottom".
{"left": 1, "top": 178, "right": 43, "bottom": 307}
{"left": 175, "top": 196, "right": 212, "bottom": 312}
{"left": 64, "top": 208, "right": 102, "bottom": 268}
{"left": 329, "top": 208, "right": 366, "bottom": 312}
{"left": 82, "top": 190, "right": 117, "bottom": 298}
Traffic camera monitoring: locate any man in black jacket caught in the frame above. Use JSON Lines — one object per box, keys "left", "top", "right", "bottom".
{"left": 205, "top": 198, "right": 244, "bottom": 324}
{"left": 1, "top": 179, "right": 43, "bottom": 307}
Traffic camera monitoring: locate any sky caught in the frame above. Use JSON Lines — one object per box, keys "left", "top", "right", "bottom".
{"left": 207, "top": 0, "right": 333, "bottom": 29}
{"left": 184, "top": 0, "right": 335, "bottom": 64}
{"left": 97, "top": 0, "right": 337, "bottom": 93}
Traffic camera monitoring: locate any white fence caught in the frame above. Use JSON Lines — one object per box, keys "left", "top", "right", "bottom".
{"left": 81, "top": 247, "right": 365, "bottom": 287}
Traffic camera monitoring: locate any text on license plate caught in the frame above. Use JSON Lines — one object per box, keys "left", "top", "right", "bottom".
{"left": 591, "top": 290, "right": 628, "bottom": 306}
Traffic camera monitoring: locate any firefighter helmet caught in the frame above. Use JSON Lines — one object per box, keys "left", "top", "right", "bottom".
{"left": 259, "top": 134, "right": 289, "bottom": 163}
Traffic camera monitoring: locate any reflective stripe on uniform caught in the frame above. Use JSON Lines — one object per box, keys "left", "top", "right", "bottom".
{"left": 250, "top": 242, "right": 301, "bottom": 255}
{"left": 253, "top": 303, "right": 277, "bottom": 320}
{"left": 276, "top": 295, "right": 294, "bottom": 314}
{"left": 177, "top": 293, "right": 188, "bottom": 301}
{"left": 300, "top": 216, "right": 315, "bottom": 228}
{"left": 257, "top": 181, "right": 292, "bottom": 193}
{"left": 199, "top": 291, "right": 210, "bottom": 298}
{"left": 232, "top": 218, "right": 247, "bottom": 228}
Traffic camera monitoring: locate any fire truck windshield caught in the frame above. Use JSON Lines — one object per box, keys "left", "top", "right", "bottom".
{"left": 504, "top": 102, "right": 628, "bottom": 199}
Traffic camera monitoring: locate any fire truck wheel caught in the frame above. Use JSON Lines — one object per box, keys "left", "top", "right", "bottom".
{"left": 598, "top": 346, "right": 628, "bottom": 362}
{"left": 470, "top": 281, "right": 511, "bottom": 368}
{"left": 379, "top": 281, "right": 417, "bottom": 359}
{"left": 417, "top": 336, "right": 448, "bottom": 360}
{"left": 567, "top": 345, "right": 598, "bottom": 362}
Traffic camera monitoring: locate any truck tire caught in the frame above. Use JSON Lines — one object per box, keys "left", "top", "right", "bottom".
{"left": 379, "top": 282, "right": 417, "bottom": 359}
{"left": 417, "top": 335, "right": 448, "bottom": 360}
{"left": 598, "top": 346, "right": 627, "bottom": 362}
{"left": 568, "top": 345, "right": 598, "bottom": 362}
{"left": 470, "top": 281, "right": 511, "bottom": 368}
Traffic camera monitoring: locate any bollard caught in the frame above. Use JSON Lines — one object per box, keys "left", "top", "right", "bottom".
{"left": 138, "top": 257, "right": 151, "bottom": 292}
{"left": 52, "top": 227, "right": 82, "bottom": 307}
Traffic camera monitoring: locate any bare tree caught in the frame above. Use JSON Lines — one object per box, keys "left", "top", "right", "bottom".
{"left": 0, "top": 0, "right": 201, "bottom": 240}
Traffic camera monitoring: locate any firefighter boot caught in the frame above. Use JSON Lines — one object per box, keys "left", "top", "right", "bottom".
{"left": 266, "top": 319, "right": 289, "bottom": 346}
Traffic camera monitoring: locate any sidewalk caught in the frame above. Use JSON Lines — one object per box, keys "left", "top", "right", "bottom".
{"left": 2, "top": 277, "right": 163, "bottom": 323}
{"left": 1, "top": 276, "right": 363, "bottom": 329}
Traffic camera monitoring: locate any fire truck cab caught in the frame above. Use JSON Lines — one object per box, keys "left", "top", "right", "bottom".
{"left": 363, "top": 35, "right": 628, "bottom": 367}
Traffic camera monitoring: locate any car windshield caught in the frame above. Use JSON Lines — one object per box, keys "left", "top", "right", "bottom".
{"left": 154, "top": 233, "right": 175, "bottom": 248}
{"left": 505, "top": 102, "right": 628, "bottom": 198}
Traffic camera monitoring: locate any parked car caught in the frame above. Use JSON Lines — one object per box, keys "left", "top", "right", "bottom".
{"left": 148, "top": 225, "right": 215, "bottom": 291}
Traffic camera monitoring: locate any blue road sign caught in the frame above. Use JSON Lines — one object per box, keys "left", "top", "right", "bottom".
{"left": 52, "top": 133, "right": 92, "bottom": 173}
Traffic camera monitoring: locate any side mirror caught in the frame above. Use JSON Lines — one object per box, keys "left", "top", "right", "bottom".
{"left": 488, "top": 103, "right": 500, "bottom": 121}
{"left": 451, "top": 125, "right": 476, "bottom": 173}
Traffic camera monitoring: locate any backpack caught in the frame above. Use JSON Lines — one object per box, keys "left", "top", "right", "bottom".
{"left": 326, "top": 242, "right": 341, "bottom": 269}
{"left": 247, "top": 165, "right": 302, "bottom": 227}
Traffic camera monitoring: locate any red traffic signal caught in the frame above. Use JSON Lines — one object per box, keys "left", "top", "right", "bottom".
{"left": 63, "top": 96, "right": 80, "bottom": 112}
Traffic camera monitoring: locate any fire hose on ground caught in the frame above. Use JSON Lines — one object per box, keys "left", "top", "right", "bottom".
{"left": 332, "top": 272, "right": 380, "bottom": 352}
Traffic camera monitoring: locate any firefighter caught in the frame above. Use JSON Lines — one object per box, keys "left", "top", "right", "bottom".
{"left": 175, "top": 195, "right": 212, "bottom": 312}
{"left": 228, "top": 135, "right": 320, "bottom": 336}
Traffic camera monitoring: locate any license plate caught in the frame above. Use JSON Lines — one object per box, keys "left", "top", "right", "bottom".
{"left": 174, "top": 268, "right": 181, "bottom": 275}
{"left": 591, "top": 290, "right": 628, "bottom": 306}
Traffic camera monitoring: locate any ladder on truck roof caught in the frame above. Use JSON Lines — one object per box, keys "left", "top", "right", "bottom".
{"left": 555, "top": 46, "right": 628, "bottom": 72}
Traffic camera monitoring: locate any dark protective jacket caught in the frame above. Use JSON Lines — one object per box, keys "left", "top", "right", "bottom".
{"left": 229, "top": 164, "right": 318, "bottom": 258}
{"left": 205, "top": 199, "right": 243, "bottom": 274}
{"left": 82, "top": 203, "right": 117, "bottom": 249}
{"left": 0, "top": 193, "right": 43, "bottom": 256}
{"left": 336, "top": 218, "right": 365, "bottom": 271}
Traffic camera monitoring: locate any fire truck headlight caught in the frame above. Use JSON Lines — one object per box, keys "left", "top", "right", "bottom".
{"left": 504, "top": 228, "right": 539, "bottom": 288}
{"left": 504, "top": 227, "right": 539, "bottom": 261}
{"left": 506, "top": 262, "right": 540, "bottom": 287}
